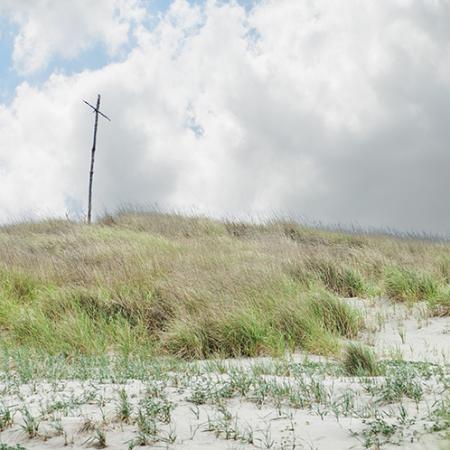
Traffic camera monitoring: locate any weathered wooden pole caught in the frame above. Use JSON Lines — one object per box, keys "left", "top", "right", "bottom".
{"left": 83, "top": 94, "right": 110, "bottom": 224}
{"left": 87, "top": 94, "right": 100, "bottom": 225}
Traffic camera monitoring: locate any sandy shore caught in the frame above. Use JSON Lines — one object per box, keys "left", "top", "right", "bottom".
{"left": 0, "top": 298, "right": 448, "bottom": 450}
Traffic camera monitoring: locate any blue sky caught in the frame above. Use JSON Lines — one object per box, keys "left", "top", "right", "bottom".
{"left": 0, "top": 16, "right": 18, "bottom": 102}
{"left": 0, "top": 0, "right": 255, "bottom": 104}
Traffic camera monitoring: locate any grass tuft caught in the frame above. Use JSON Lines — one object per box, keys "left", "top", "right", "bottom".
{"left": 306, "top": 259, "right": 367, "bottom": 297}
{"left": 384, "top": 267, "right": 438, "bottom": 303}
{"left": 304, "top": 290, "right": 363, "bottom": 338}
{"left": 343, "top": 343, "right": 381, "bottom": 376}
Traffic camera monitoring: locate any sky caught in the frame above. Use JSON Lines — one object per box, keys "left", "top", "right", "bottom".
{"left": 0, "top": 0, "right": 450, "bottom": 234}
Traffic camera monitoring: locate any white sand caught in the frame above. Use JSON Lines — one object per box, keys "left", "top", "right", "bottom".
{"left": 348, "top": 298, "right": 450, "bottom": 363}
{"left": 0, "top": 298, "right": 448, "bottom": 450}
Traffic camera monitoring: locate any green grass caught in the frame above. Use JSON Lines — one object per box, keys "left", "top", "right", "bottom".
{"left": 304, "top": 259, "right": 367, "bottom": 297}
{"left": 0, "top": 211, "right": 449, "bottom": 359}
{"left": 384, "top": 266, "right": 438, "bottom": 303}
{"left": 0, "top": 445, "right": 27, "bottom": 450}
{"left": 384, "top": 266, "right": 450, "bottom": 314}
{"left": 156, "top": 287, "right": 361, "bottom": 358}
{"left": 342, "top": 343, "right": 381, "bottom": 376}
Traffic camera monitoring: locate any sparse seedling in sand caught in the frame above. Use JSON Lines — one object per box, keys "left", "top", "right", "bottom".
{"left": 20, "top": 407, "right": 40, "bottom": 439}
{"left": 84, "top": 428, "right": 107, "bottom": 449}
{"left": 115, "top": 388, "right": 132, "bottom": 423}
{"left": 0, "top": 405, "right": 13, "bottom": 431}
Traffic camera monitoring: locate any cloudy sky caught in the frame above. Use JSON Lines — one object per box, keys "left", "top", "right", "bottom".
{"left": 0, "top": 0, "right": 449, "bottom": 233}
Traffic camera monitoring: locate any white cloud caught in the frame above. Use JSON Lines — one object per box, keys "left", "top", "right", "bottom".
{"left": 0, "top": 0, "right": 146, "bottom": 73}
{"left": 1, "top": 0, "right": 450, "bottom": 232}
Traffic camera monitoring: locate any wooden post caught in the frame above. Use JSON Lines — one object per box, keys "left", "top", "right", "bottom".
{"left": 87, "top": 94, "right": 100, "bottom": 225}
{"left": 83, "top": 95, "right": 111, "bottom": 224}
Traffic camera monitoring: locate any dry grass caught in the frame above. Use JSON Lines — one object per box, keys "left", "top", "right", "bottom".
{"left": 0, "top": 211, "right": 449, "bottom": 358}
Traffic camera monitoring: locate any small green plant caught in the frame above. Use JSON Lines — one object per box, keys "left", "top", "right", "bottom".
{"left": 136, "top": 408, "right": 158, "bottom": 439}
{"left": 50, "top": 418, "right": 65, "bottom": 436}
{"left": 84, "top": 428, "right": 107, "bottom": 449}
{"left": 361, "top": 413, "right": 398, "bottom": 448}
{"left": 343, "top": 343, "right": 381, "bottom": 376}
{"left": 0, "top": 445, "right": 27, "bottom": 450}
{"left": 115, "top": 388, "right": 132, "bottom": 423}
{"left": 0, "top": 405, "right": 13, "bottom": 431}
{"left": 257, "top": 423, "right": 275, "bottom": 449}
{"left": 21, "top": 407, "right": 40, "bottom": 438}
{"left": 140, "top": 395, "right": 172, "bottom": 424}
{"left": 127, "top": 406, "right": 161, "bottom": 448}
{"left": 187, "top": 383, "right": 210, "bottom": 405}
{"left": 428, "top": 398, "right": 450, "bottom": 433}
{"left": 397, "top": 324, "right": 406, "bottom": 344}
{"left": 160, "top": 425, "right": 177, "bottom": 444}
{"left": 79, "top": 417, "right": 97, "bottom": 433}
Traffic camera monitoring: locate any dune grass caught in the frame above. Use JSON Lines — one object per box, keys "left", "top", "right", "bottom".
{"left": 384, "top": 266, "right": 438, "bottom": 303}
{"left": 0, "top": 211, "right": 449, "bottom": 358}
{"left": 342, "top": 343, "right": 381, "bottom": 376}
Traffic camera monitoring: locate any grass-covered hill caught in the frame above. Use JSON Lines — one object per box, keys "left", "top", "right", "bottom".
{"left": 0, "top": 212, "right": 449, "bottom": 359}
